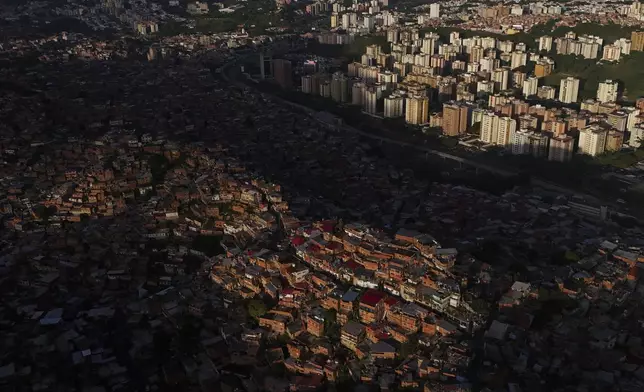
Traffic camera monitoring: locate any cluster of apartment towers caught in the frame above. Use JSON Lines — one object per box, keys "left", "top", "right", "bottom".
{"left": 295, "top": 28, "right": 644, "bottom": 162}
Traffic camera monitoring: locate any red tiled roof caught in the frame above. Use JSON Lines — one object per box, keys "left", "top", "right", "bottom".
{"left": 384, "top": 297, "right": 399, "bottom": 306}
{"left": 360, "top": 289, "right": 386, "bottom": 307}
{"left": 344, "top": 259, "right": 360, "bottom": 271}
{"left": 321, "top": 220, "right": 335, "bottom": 232}
{"left": 291, "top": 236, "right": 305, "bottom": 246}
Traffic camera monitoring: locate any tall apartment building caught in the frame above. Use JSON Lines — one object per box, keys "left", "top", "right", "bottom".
{"left": 602, "top": 44, "right": 621, "bottom": 62}
{"left": 631, "top": 31, "right": 644, "bottom": 51}
{"left": 330, "top": 72, "right": 349, "bottom": 103}
{"left": 477, "top": 80, "right": 495, "bottom": 97}
{"left": 320, "top": 80, "right": 331, "bottom": 98}
{"left": 496, "top": 116, "right": 517, "bottom": 147}
{"left": 273, "top": 59, "right": 292, "bottom": 89}
{"left": 470, "top": 45, "right": 485, "bottom": 63}
{"left": 539, "top": 36, "right": 553, "bottom": 52}
{"left": 511, "top": 129, "right": 549, "bottom": 157}
{"left": 363, "top": 87, "right": 379, "bottom": 114}
{"left": 537, "top": 86, "right": 556, "bottom": 100}
{"left": 559, "top": 77, "right": 580, "bottom": 104}
{"left": 405, "top": 95, "right": 429, "bottom": 125}
{"left": 351, "top": 82, "right": 365, "bottom": 106}
{"left": 534, "top": 59, "right": 554, "bottom": 78}
{"left": 498, "top": 40, "right": 514, "bottom": 53}
{"left": 422, "top": 33, "right": 439, "bottom": 54}
{"left": 480, "top": 112, "right": 498, "bottom": 144}
{"left": 578, "top": 124, "right": 608, "bottom": 156}
{"left": 384, "top": 95, "right": 405, "bottom": 118}
{"left": 629, "top": 124, "right": 644, "bottom": 147}
{"left": 607, "top": 111, "right": 628, "bottom": 132}
{"left": 442, "top": 102, "right": 469, "bottom": 136}
{"left": 510, "top": 51, "right": 527, "bottom": 69}
{"left": 513, "top": 71, "right": 526, "bottom": 88}
{"left": 301, "top": 75, "right": 313, "bottom": 94}
{"left": 597, "top": 80, "right": 619, "bottom": 103}
{"left": 548, "top": 135, "right": 575, "bottom": 162}
{"left": 429, "top": 3, "right": 440, "bottom": 18}
{"left": 615, "top": 38, "right": 632, "bottom": 55}
{"left": 492, "top": 67, "right": 510, "bottom": 92}
{"left": 522, "top": 77, "right": 539, "bottom": 98}
{"left": 606, "top": 130, "right": 625, "bottom": 152}
{"left": 480, "top": 112, "right": 516, "bottom": 146}
{"left": 330, "top": 13, "right": 339, "bottom": 28}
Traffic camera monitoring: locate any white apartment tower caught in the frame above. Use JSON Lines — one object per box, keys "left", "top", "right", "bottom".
{"left": 629, "top": 124, "right": 644, "bottom": 147}
{"left": 602, "top": 44, "right": 621, "bottom": 61}
{"left": 559, "top": 77, "right": 580, "bottom": 103}
{"left": 578, "top": 124, "right": 608, "bottom": 156}
{"left": 351, "top": 82, "right": 365, "bottom": 106}
{"left": 384, "top": 95, "right": 405, "bottom": 118}
{"left": 596, "top": 80, "right": 619, "bottom": 103}
{"left": 363, "top": 87, "right": 378, "bottom": 114}
{"left": 480, "top": 111, "right": 498, "bottom": 145}
{"left": 496, "top": 117, "right": 517, "bottom": 147}
{"left": 422, "top": 33, "right": 440, "bottom": 54}
{"left": 429, "top": 3, "right": 440, "bottom": 18}
{"left": 539, "top": 36, "right": 553, "bottom": 52}
{"left": 492, "top": 67, "right": 510, "bottom": 92}
{"left": 510, "top": 51, "right": 527, "bottom": 69}
{"left": 522, "top": 77, "right": 539, "bottom": 98}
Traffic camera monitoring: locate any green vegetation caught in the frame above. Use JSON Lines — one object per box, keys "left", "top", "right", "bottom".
{"left": 307, "top": 35, "right": 390, "bottom": 61}
{"left": 148, "top": 154, "right": 170, "bottom": 184}
{"left": 192, "top": 235, "right": 224, "bottom": 257}
{"left": 323, "top": 308, "right": 339, "bottom": 339}
{"left": 247, "top": 299, "right": 267, "bottom": 319}
{"left": 398, "top": 335, "right": 419, "bottom": 359}
{"left": 160, "top": 0, "right": 285, "bottom": 36}
{"left": 595, "top": 148, "right": 644, "bottom": 169}
{"left": 550, "top": 22, "right": 637, "bottom": 43}
{"left": 542, "top": 52, "right": 644, "bottom": 100}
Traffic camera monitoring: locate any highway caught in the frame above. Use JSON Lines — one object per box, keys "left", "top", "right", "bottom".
{"left": 219, "top": 50, "right": 609, "bottom": 207}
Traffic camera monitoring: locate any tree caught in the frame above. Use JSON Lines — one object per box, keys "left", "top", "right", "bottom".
{"left": 247, "top": 299, "right": 267, "bottom": 319}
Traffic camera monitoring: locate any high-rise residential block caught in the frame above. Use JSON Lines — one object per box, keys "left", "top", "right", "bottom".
{"left": 301, "top": 75, "right": 313, "bottom": 94}
{"left": 492, "top": 67, "right": 510, "bottom": 92}
{"left": 602, "top": 44, "right": 621, "bottom": 62}
{"left": 351, "top": 82, "right": 365, "bottom": 106}
{"left": 405, "top": 95, "right": 429, "bottom": 125}
{"left": 629, "top": 124, "right": 644, "bottom": 147}
{"left": 511, "top": 129, "right": 549, "bottom": 157}
{"left": 539, "top": 36, "right": 553, "bottom": 52}
{"left": 442, "top": 102, "right": 469, "bottom": 136}
{"left": 559, "top": 77, "right": 580, "bottom": 104}
{"left": 631, "top": 31, "right": 644, "bottom": 51}
{"left": 537, "top": 86, "right": 556, "bottom": 100}
{"left": 273, "top": 59, "right": 292, "bottom": 89}
{"left": 510, "top": 51, "right": 527, "bottom": 69}
{"left": 597, "top": 80, "right": 619, "bottom": 103}
{"left": 363, "top": 87, "right": 378, "bottom": 114}
{"left": 522, "top": 77, "right": 538, "bottom": 98}
{"left": 548, "top": 135, "right": 575, "bottom": 162}
{"left": 384, "top": 95, "right": 405, "bottom": 118}
{"left": 429, "top": 3, "right": 440, "bottom": 18}
{"left": 578, "top": 124, "right": 608, "bottom": 156}
{"left": 330, "top": 72, "right": 349, "bottom": 102}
